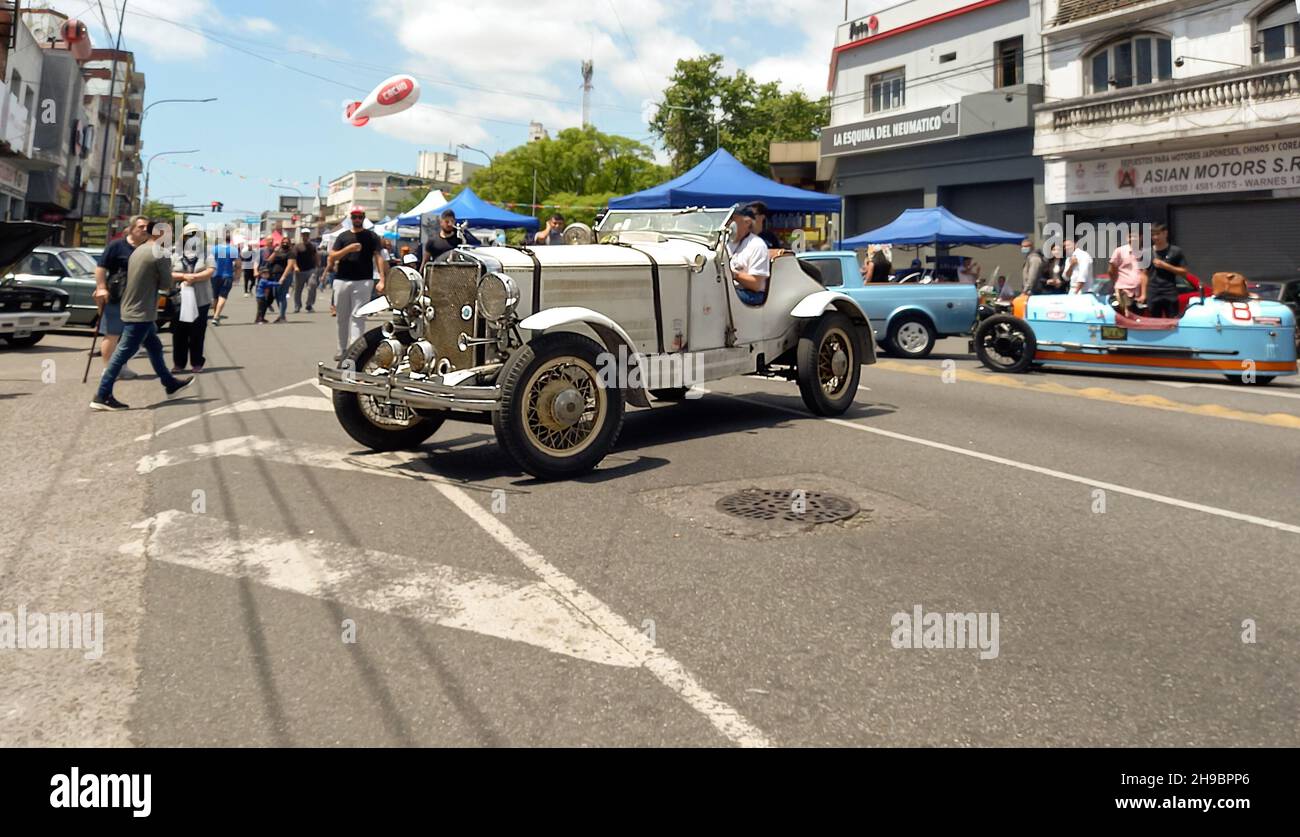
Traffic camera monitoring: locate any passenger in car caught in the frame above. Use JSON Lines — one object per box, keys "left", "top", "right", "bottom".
{"left": 726, "top": 206, "right": 770, "bottom": 305}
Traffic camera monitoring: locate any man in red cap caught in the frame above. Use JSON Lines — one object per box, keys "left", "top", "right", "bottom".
{"left": 329, "top": 206, "right": 387, "bottom": 361}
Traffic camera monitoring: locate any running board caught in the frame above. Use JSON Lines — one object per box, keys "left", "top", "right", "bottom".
{"left": 1036, "top": 341, "right": 1239, "bottom": 356}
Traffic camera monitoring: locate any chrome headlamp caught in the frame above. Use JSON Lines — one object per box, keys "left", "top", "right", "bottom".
{"left": 384, "top": 265, "right": 423, "bottom": 310}
{"left": 373, "top": 337, "right": 405, "bottom": 369}
{"left": 407, "top": 340, "right": 435, "bottom": 373}
{"left": 477, "top": 271, "right": 519, "bottom": 323}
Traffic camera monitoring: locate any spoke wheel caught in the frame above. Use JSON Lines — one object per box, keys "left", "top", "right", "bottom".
{"left": 332, "top": 327, "right": 444, "bottom": 451}
{"left": 494, "top": 332, "right": 624, "bottom": 480}
{"left": 973, "top": 314, "right": 1036, "bottom": 373}
{"left": 797, "top": 312, "right": 861, "bottom": 416}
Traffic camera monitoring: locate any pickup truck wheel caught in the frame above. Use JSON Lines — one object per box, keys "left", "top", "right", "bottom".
{"left": 3, "top": 333, "right": 44, "bottom": 348}
{"left": 796, "top": 312, "right": 860, "bottom": 416}
{"left": 886, "top": 315, "right": 936, "bottom": 358}
{"left": 493, "top": 332, "right": 624, "bottom": 480}
{"left": 973, "top": 314, "right": 1036, "bottom": 373}
{"left": 333, "top": 327, "right": 443, "bottom": 451}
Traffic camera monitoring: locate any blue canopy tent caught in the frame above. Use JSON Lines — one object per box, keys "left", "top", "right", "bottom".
{"left": 433, "top": 187, "right": 539, "bottom": 231}
{"left": 840, "top": 207, "right": 1024, "bottom": 248}
{"left": 609, "top": 149, "right": 841, "bottom": 213}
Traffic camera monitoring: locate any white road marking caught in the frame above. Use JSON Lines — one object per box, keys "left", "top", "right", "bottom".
{"left": 136, "top": 435, "right": 774, "bottom": 747}
{"left": 1151, "top": 380, "right": 1300, "bottom": 401}
{"left": 138, "top": 378, "right": 318, "bottom": 441}
{"left": 733, "top": 393, "right": 1300, "bottom": 537}
{"left": 124, "top": 510, "right": 639, "bottom": 667}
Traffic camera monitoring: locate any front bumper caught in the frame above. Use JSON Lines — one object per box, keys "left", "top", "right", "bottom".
{"left": 0, "top": 310, "right": 71, "bottom": 334}
{"left": 317, "top": 363, "right": 501, "bottom": 412}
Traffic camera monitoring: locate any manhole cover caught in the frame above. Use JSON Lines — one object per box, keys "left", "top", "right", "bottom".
{"left": 716, "top": 489, "right": 859, "bottom": 524}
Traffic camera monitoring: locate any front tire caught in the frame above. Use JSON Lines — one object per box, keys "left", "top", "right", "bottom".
{"left": 973, "top": 314, "right": 1036, "bottom": 373}
{"left": 493, "top": 332, "right": 624, "bottom": 480}
{"left": 796, "top": 312, "right": 861, "bottom": 415}
{"left": 886, "top": 314, "right": 936, "bottom": 358}
{"left": 3, "top": 332, "right": 44, "bottom": 348}
{"left": 333, "top": 327, "right": 444, "bottom": 451}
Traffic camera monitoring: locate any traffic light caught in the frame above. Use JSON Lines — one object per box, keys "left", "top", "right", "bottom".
{"left": 211, "top": 201, "right": 224, "bottom": 212}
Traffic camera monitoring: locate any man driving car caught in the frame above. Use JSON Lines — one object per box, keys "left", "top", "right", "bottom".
{"left": 727, "top": 206, "right": 770, "bottom": 305}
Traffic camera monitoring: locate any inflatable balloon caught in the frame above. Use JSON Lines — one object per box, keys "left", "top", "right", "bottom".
{"left": 62, "top": 18, "right": 92, "bottom": 61}
{"left": 344, "top": 75, "right": 420, "bottom": 127}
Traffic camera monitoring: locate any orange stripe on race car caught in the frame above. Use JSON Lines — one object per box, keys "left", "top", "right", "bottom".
{"left": 1035, "top": 351, "right": 1297, "bottom": 373}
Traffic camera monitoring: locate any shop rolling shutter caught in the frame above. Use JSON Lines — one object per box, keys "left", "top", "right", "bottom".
{"left": 845, "top": 189, "right": 923, "bottom": 240}
{"left": 1172, "top": 200, "right": 1300, "bottom": 280}
{"left": 940, "top": 180, "right": 1035, "bottom": 235}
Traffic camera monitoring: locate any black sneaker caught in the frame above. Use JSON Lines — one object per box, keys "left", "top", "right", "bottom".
{"left": 165, "top": 377, "right": 195, "bottom": 399}
{"left": 90, "top": 395, "right": 129, "bottom": 411}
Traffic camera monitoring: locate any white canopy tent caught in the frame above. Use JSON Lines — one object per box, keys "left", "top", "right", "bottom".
{"left": 397, "top": 189, "right": 448, "bottom": 227}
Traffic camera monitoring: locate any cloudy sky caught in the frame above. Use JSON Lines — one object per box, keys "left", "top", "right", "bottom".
{"left": 72, "top": 0, "right": 861, "bottom": 224}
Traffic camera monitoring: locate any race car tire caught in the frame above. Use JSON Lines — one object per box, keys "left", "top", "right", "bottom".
{"left": 973, "top": 314, "right": 1036, "bottom": 374}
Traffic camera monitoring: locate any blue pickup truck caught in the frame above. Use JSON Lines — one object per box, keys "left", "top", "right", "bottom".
{"left": 797, "top": 251, "right": 979, "bottom": 358}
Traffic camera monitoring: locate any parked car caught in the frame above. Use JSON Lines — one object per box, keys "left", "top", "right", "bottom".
{"left": 9, "top": 244, "right": 176, "bottom": 329}
{"left": 973, "top": 288, "right": 1296, "bottom": 385}
{"left": 318, "top": 206, "right": 877, "bottom": 480}
{"left": 0, "top": 222, "right": 72, "bottom": 347}
{"left": 797, "top": 250, "right": 979, "bottom": 358}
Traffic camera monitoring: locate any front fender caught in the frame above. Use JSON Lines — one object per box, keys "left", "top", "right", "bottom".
{"left": 790, "top": 291, "right": 876, "bottom": 365}
{"left": 518, "top": 306, "right": 651, "bottom": 407}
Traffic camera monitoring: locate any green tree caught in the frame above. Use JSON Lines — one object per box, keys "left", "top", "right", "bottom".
{"left": 651, "top": 54, "right": 830, "bottom": 176}
{"left": 469, "top": 127, "right": 667, "bottom": 219}
{"left": 396, "top": 186, "right": 431, "bottom": 216}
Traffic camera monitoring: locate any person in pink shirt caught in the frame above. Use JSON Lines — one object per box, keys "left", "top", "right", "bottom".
{"left": 1108, "top": 230, "right": 1147, "bottom": 315}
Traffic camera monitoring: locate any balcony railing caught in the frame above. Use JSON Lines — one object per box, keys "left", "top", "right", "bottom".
{"left": 1045, "top": 59, "right": 1300, "bottom": 132}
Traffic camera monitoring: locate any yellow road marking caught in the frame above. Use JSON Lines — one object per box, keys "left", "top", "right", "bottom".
{"left": 872, "top": 359, "right": 1300, "bottom": 431}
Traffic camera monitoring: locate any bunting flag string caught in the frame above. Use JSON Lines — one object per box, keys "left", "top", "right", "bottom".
{"left": 163, "top": 159, "right": 613, "bottom": 212}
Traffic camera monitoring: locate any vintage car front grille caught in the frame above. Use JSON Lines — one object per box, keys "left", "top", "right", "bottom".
{"left": 424, "top": 262, "right": 482, "bottom": 371}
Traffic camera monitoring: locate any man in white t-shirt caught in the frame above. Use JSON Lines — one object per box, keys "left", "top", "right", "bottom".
{"left": 725, "top": 205, "right": 770, "bottom": 305}
{"left": 1063, "top": 239, "right": 1094, "bottom": 294}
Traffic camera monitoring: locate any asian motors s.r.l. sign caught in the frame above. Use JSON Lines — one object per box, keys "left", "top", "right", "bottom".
{"left": 1048, "top": 137, "right": 1300, "bottom": 203}
{"left": 821, "top": 105, "right": 960, "bottom": 158}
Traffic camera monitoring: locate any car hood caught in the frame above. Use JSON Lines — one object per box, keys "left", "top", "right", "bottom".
{"left": 0, "top": 222, "right": 62, "bottom": 275}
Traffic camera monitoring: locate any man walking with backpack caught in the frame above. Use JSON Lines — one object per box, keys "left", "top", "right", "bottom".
{"left": 93, "top": 215, "right": 150, "bottom": 379}
{"left": 90, "top": 220, "right": 196, "bottom": 411}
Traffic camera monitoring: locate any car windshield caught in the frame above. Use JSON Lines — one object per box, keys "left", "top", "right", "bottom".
{"left": 1247, "top": 282, "right": 1282, "bottom": 299}
{"left": 62, "top": 250, "right": 98, "bottom": 275}
{"left": 597, "top": 207, "right": 735, "bottom": 242}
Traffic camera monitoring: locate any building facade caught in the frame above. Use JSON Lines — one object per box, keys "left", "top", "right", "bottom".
{"left": 1035, "top": 0, "right": 1300, "bottom": 280}
{"left": 81, "top": 48, "right": 142, "bottom": 244}
{"left": 416, "top": 150, "right": 481, "bottom": 186}
{"left": 823, "top": 0, "right": 1046, "bottom": 245}
{"left": 325, "top": 169, "right": 433, "bottom": 224}
{"left": 0, "top": 2, "right": 39, "bottom": 222}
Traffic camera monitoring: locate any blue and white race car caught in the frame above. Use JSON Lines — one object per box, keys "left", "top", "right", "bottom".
{"left": 973, "top": 288, "right": 1298, "bottom": 386}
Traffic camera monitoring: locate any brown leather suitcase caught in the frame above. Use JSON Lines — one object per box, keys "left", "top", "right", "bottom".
{"left": 1211, "top": 272, "right": 1249, "bottom": 299}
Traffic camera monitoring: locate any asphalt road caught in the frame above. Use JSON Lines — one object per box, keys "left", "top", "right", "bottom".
{"left": 2, "top": 294, "right": 1297, "bottom": 747}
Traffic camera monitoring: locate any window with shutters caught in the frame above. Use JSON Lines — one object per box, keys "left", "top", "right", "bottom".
{"left": 1085, "top": 34, "right": 1172, "bottom": 93}
{"left": 1256, "top": 1, "right": 1300, "bottom": 62}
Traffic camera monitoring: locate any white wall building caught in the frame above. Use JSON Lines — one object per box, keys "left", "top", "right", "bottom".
{"left": 1035, "top": 0, "right": 1300, "bottom": 278}
{"left": 325, "top": 170, "right": 433, "bottom": 224}
{"left": 824, "top": 0, "right": 1046, "bottom": 245}
{"left": 416, "top": 151, "right": 481, "bottom": 185}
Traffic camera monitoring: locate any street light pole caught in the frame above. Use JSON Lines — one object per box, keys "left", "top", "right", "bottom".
{"left": 456, "top": 144, "right": 492, "bottom": 167}
{"left": 143, "top": 149, "right": 199, "bottom": 211}
{"left": 141, "top": 97, "right": 218, "bottom": 125}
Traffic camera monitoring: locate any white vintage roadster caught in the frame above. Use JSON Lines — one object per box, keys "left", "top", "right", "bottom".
{"left": 317, "top": 206, "right": 876, "bottom": 479}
